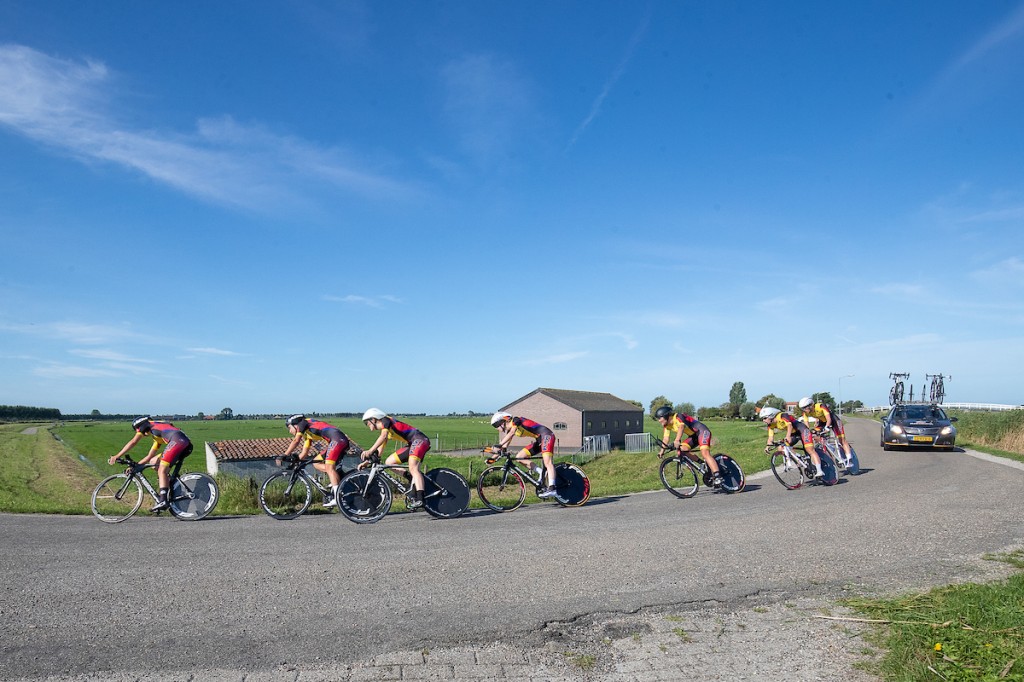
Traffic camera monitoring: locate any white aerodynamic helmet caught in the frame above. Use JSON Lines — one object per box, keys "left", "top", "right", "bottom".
{"left": 758, "top": 406, "right": 781, "bottom": 420}
{"left": 361, "top": 407, "right": 387, "bottom": 423}
{"left": 798, "top": 397, "right": 813, "bottom": 410}
{"left": 490, "top": 411, "right": 512, "bottom": 427}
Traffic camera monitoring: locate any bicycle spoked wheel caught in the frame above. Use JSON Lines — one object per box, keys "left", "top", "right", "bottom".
{"left": 337, "top": 471, "right": 391, "bottom": 524}
{"left": 169, "top": 473, "right": 219, "bottom": 520}
{"left": 770, "top": 452, "right": 804, "bottom": 490}
{"left": 714, "top": 454, "right": 745, "bottom": 493}
{"left": 259, "top": 471, "right": 312, "bottom": 520}
{"left": 422, "top": 468, "right": 470, "bottom": 519}
{"left": 553, "top": 463, "right": 590, "bottom": 506}
{"left": 476, "top": 466, "right": 526, "bottom": 512}
{"left": 659, "top": 457, "right": 698, "bottom": 498}
{"left": 92, "top": 474, "right": 144, "bottom": 523}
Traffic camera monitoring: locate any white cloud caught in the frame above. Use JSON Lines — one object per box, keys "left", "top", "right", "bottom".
{"left": 323, "top": 294, "right": 402, "bottom": 307}
{"left": 972, "top": 257, "right": 1024, "bottom": 286}
{"left": 0, "top": 320, "right": 151, "bottom": 345}
{"left": 0, "top": 44, "right": 420, "bottom": 214}
{"left": 186, "top": 347, "right": 245, "bottom": 357}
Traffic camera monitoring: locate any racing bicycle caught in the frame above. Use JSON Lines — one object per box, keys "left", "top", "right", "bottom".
{"left": 475, "top": 446, "right": 591, "bottom": 512}
{"left": 91, "top": 454, "right": 220, "bottom": 523}
{"left": 927, "top": 373, "right": 949, "bottom": 404}
{"left": 766, "top": 440, "right": 839, "bottom": 489}
{"left": 336, "top": 454, "right": 471, "bottom": 524}
{"left": 814, "top": 427, "right": 860, "bottom": 476}
{"left": 258, "top": 453, "right": 358, "bottom": 520}
{"left": 888, "top": 372, "right": 910, "bottom": 406}
{"left": 653, "top": 437, "right": 745, "bottom": 498}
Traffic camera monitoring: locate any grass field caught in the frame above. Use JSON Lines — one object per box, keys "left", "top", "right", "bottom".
{"left": 2, "top": 416, "right": 775, "bottom": 515}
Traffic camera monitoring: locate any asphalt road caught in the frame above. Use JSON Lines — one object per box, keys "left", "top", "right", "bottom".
{"left": 1, "top": 418, "right": 1022, "bottom": 680}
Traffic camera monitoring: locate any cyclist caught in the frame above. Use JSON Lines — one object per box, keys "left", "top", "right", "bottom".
{"left": 798, "top": 397, "right": 854, "bottom": 465}
{"left": 108, "top": 417, "right": 194, "bottom": 512}
{"left": 653, "top": 406, "right": 723, "bottom": 488}
{"left": 490, "top": 412, "right": 563, "bottom": 500}
{"left": 759, "top": 405, "right": 824, "bottom": 478}
{"left": 281, "top": 415, "right": 353, "bottom": 508}
{"left": 360, "top": 408, "right": 429, "bottom": 510}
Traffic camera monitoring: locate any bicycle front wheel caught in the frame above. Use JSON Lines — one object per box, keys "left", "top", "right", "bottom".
{"left": 476, "top": 466, "right": 526, "bottom": 512}
{"left": 770, "top": 452, "right": 804, "bottom": 490}
{"left": 259, "top": 471, "right": 312, "bottom": 520}
{"left": 714, "top": 454, "right": 745, "bottom": 493}
{"left": 422, "top": 468, "right": 471, "bottom": 519}
{"left": 553, "top": 463, "right": 590, "bottom": 507}
{"left": 659, "top": 457, "right": 699, "bottom": 498}
{"left": 817, "top": 449, "right": 839, "bottom": 486}
{"left": 92, "top": 474, "right": 144, "bottom": 523}
{"left": 846, "top": 446, "right": 861, "bottom": 475}
{"left": 169, "top": 473, "right": 219, "bottom": 520}
{"left": 337, "top": 471, "right": 391, "bottom": 524}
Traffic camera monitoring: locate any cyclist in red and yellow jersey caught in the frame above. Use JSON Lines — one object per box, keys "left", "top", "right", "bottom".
{"left": 798, "top": 397, "right": 854, "bottom": 464}
{"left": 653, "top": 406, "right": 722, "bottom": 488}
{"left": 759, "top": 406, "right": 824, "bottom": 478}
{"left": 360, "top": 408, "right": 430, "bottom": 510}
{"left": 490, "top": 412, "right": 563, "bottom": 500}
{"left": 282, "top": 415, "right": 353, "bottom": 508}
{"left": 108, "top": 417, "right": 194, "bottom": 512}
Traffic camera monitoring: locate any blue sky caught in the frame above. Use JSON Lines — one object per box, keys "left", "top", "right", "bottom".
{"left": 1, "top": 1, "right": 1023, "bottom": 416}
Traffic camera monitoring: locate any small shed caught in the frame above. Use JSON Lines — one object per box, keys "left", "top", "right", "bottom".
{"left": 205, "top": 439, "right": 362, "bottom": 480}
{"left": 500, "top": 388, "right": 644, "bottom": 452}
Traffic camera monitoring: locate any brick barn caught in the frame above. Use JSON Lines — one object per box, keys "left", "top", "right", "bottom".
{"left": 499, "top": 388, "right": 644, "bottom": 452}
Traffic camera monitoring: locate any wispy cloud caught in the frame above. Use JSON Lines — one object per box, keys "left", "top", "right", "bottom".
{"left": 972, "top": 257, "right": 1024, "bottom": 286}
{"left": 33, "top": 363, "right": 121, "bottom": 379}
{"left": 0, "top": 44, "right": 419, "bottom": 213}
{"left": 868, "top": 283, "right": 926, "bottom": 299}
{"left": 323, "top": 294, "right": 402, "bottom": 308}
{"left": 0, "top": 320, "right": 152, "bottom": 345}
{"left": 440, "top": 53, "right": 538, "bottom": 166}
{"left": 70, "top": 348, "right": 158, "bottom": 363}
{"left": 567, "top": 9, "right": 650, "bottom": 149}
{"left": 520, "top": 351, "right": 589, "bottom": 366}
{"left": 186, "top": 347, "right": 245, "bottom": 357}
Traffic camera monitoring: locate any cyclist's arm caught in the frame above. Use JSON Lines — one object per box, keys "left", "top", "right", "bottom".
{"left": 138, "top": 439, "right": 162, "bottom": 466}
{"left": 363, "top": 430, "right": 389, "bottom": 459}
{"left": 108, "top": 432, "right": 144, "bottom": 465}
{"left": 281, "top": 432, "right": 303, "bottom": 457}
{"left": 496, "top": 425, "right": 514, "bottom": 450}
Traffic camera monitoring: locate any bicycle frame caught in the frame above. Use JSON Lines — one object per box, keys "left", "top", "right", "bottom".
{"left": 277, "top": 457, "right": 333, "bottom": 499}
{"left": 483, "top": 450, "right": 547, "bottom": 489}
{"left": 115, "top": 456, "right": 186, "bottom": 504}
{"left": 359, "top": 458, "right": 449, "bottom": 505}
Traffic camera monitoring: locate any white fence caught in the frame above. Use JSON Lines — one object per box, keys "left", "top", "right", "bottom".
{"left": 854, "top": 403, "right": 1023, "bottom": 415}
{"left": 583, "top": 434, "right": 611, "bottom": 454}
{"left": 625, "top": 432, "right": 654, "bottom": 453}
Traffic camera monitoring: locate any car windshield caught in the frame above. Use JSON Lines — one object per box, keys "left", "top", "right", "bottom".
{"left": 894, "top": 406, "right": 947, "bottom": 421}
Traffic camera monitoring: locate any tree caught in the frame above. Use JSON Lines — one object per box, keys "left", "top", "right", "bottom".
{"left": 219, "top": 407, "right": 234, "bottom": 420}
{"left": 739, "top": 402, "right": 757, "bottom": 420}
{"left": 812, "top": 392, "right": 836, "bottom": 410}
{"left": 674, "top": 402, "right": 696, "bottom": 417}
{"left": 729, "top": 381, "right": 747, "bottom": 407}
{"left": 90, "top": 409, "right": 101, "bottom": 417}
{"left": 649, "top": 395, "right": 672, "bottom": 418}
{"left": 756, "top": 394, "right": 786, "bottom": 411}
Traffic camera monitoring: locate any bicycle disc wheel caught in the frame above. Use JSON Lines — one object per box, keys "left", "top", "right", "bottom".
{"left": 714, "top": 454, "right": 745, "bottom": 493}
{"left": 92, "top": 474, "right": 143, "bottom": 523}
{"left": 553, "top": 463, "right": 590, "bottom": 507}
{"left": 259, "top": 471, "right": 312, "bottom": 520}
{"left": 422, "top": 468, "right": 471, "bottom": 519}
{"left": 770, "top": 452, "right": 804, "bottom": 490}
{"left": 168, "top": 473, "right": 219, "bottom": 520}
{"left": 476, "top": 466, "right": 526, "bottom": 512}
{"left": 816, "top": 449, "right": 839, "bottom": 486}
{"left": 337, "top": 471, "right": 391, "bottom": 524}
{"left": 845, "top": 446, "right": 861, "bottom": 475}
{"left": 658, "top": 457, "right": 698, "bottom": 498}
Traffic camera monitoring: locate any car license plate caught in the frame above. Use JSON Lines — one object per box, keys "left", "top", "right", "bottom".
{"left": 912, "top": 435, "right": 933, "bottom": 442}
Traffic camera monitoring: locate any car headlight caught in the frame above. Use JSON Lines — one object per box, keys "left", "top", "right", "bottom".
{"left": 890, "top": 425, "right": 903, "bottom": 435}
{"left": 940, "top": 426, "right": 953, "bottom": 435}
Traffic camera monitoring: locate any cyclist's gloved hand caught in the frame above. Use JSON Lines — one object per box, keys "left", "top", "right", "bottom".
{"left": 764, "top": 444, "right": 776, "bottom": 455}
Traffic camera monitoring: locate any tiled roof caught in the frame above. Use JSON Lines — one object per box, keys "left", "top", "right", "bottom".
{"left": 503, "top": 388, "right": 643, "bottom": 413}
{"left": 207, "top": 438, "right": 323, "bottom": 462}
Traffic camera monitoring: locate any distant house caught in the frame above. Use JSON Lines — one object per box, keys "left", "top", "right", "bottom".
{"left": 499, "top": 388, "right": 644, "bottom": 451}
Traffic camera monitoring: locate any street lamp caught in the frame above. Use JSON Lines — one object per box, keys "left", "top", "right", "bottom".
{"left": 838, "top": 374, "right": 854, "bottom": 418}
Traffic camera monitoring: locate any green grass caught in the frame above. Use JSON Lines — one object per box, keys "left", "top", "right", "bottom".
{"left": 19, "top": 417, "right": 776, "bottom": 515}
{"left": 846, "top": 551, "right": 1024, "bottom": 681}
{"left": 0, "top": 422, "right": 96, "bottom": 513}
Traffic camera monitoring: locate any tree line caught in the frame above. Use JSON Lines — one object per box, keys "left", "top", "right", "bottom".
{"left": 647, "top": 382, "right": 863, "bottom": 421}
{"left": 0, "top": 405, "right": 62, "bottom": 421}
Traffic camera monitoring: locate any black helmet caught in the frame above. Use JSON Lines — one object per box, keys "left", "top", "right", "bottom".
{"left": 654, "top": 406, "right": 673, "bottom": 420}
{"left": 286, "top": 414, "right": 307, "bottom": 429}
{"left": 132, "top": 416, "right": 152, "bottom": 433}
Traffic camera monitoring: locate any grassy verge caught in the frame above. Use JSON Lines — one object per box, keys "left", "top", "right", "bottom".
{"left": 20, "top": 418, "right": 776, "bottom": 515}
{"left": 0, "top": 422, "right": 96, "bottom": 513}
{"left": 845, "top": 550, "right": 1024, "bottom": 681}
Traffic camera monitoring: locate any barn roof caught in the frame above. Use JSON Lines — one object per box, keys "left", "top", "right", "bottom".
{"left": 502, "top": 388, "right": 642, "bottom": 413}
